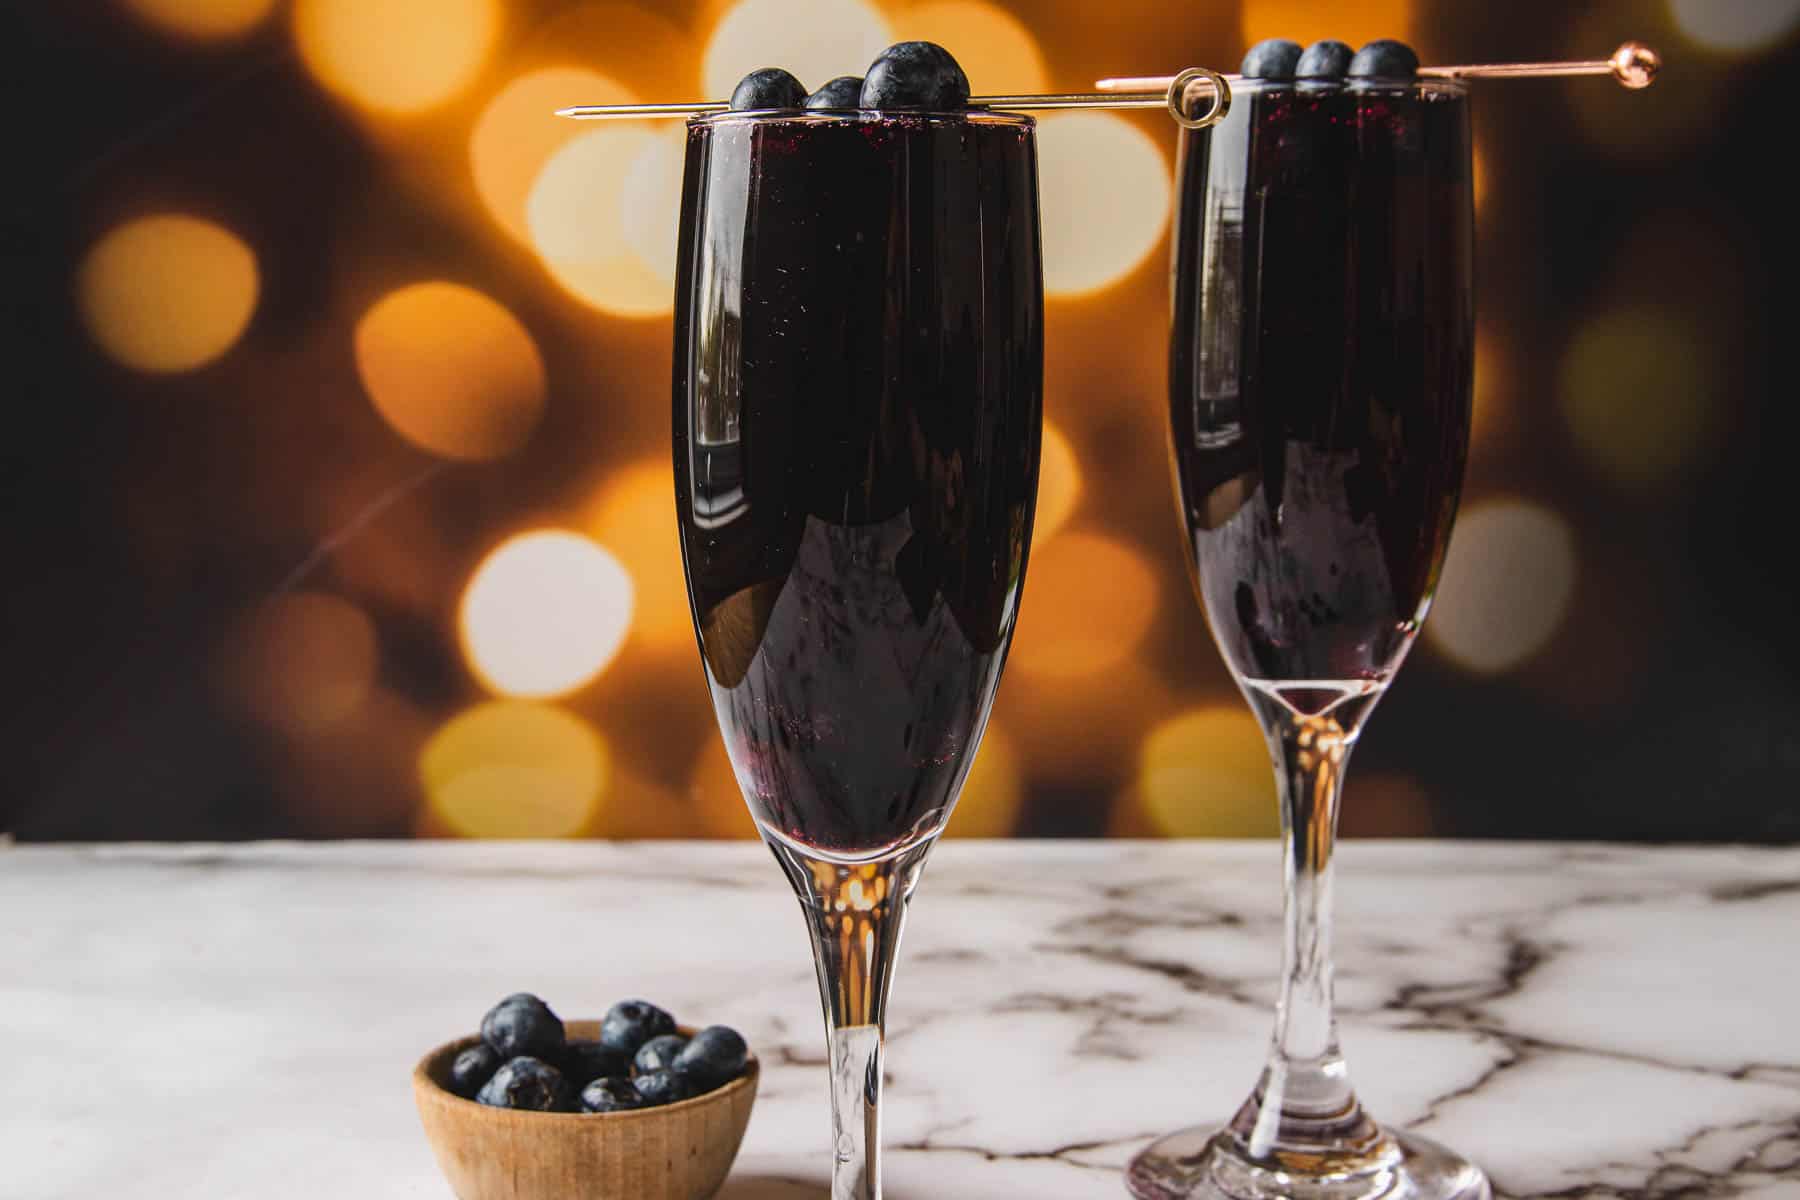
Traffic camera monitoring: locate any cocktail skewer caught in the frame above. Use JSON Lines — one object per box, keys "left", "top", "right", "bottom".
{"left": 556, "top": 72, "right": 1234, "bottom": 128}
{"left": 1095, "top": 40, "right": 1660, "bottom": 94}
{"left": 557, "top": 91, "right": 1182, "bottom": 119}
{"left": 555, "top": 42, "right": 1658, "bottom": 132}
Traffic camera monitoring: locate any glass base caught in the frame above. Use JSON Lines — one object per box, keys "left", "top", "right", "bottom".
{"left": 1126, "top": 1125, "right": 1491, "bottom": 1200}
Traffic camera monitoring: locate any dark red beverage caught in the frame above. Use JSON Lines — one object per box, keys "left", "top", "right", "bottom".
{"left": 673, "top": 111, "right": 1042, "bottom": 858}
{"left": 1168, "top": 81, "right": 1474, "bottom": 698}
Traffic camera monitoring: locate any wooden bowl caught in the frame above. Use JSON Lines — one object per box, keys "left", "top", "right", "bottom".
{"left": 413, "top": 1020, "right": 758, "bottom": 1200}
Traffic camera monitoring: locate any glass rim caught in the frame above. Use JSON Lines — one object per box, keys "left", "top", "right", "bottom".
{"left": 687, "top": 107, "right": 1036, "bottom": 130}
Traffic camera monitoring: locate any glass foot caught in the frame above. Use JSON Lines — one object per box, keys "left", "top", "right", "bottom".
{"left": 1126, "top": 1125, "right": 1491, "bottom": 1200}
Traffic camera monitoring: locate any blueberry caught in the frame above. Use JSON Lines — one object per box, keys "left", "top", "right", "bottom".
{"left": 480, "top": 993, "right": 564, "bottom": 1061}
{"left": 559, "top": 1040, "right": 630, "bottom": 1088}
{"left": 1240, "top": 39, "right": 1303, "bottom": 80}
{"left": 804, "top": 75, "right": 864, "bottom": 110}
{"left": 598, "top": 999, "right": 677, "bottom": 1057}
{"left": 860, "top": 42, "right": 970, "bottom": 111}
{"left": 580, "top": 1076, "right": 649, "bottom": 1114}
{"left": 449, "top": 1043, "right": 501, "bottom": 1099}
{"left": 1349, "top": 39, "right": 1419, "bottom": 79}
{"left": 631, "top": 1068, "right": 694, "bottom": 1107}
{"left": 671, "top": 1025, "right": 749, "bottom": 1091}
{"left": 633, "top": 1034, "right": 688, "bottom": 1075}
{"left": 476, "top": 1056, "right": 570, "bottom": 1111}
{"left": 1295, "top": 40, "right": 1354, "bottom": 80}
{"left": 730, "top": 68, "right": 806, "bottom": 111}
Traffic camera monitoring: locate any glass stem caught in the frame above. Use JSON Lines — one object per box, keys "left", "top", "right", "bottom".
{"left": 769, "top": 838, "right": 932, "bottom": 1200}
{"left": 1228, "top": 694, "right": 1388, "bottom": 1169}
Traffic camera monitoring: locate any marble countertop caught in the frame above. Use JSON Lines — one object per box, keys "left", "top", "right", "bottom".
{"left": 3, "top": 840, "right": 1797, "bottom": 1199}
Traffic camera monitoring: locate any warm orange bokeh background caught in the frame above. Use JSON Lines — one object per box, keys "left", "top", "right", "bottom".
{"left": 7, "top": 0, "right": 1797, "bottom": 842}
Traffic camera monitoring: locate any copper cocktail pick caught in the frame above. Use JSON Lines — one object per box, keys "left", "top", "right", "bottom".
{"left": 555, "top": 41, "right": 1658, "bottom": 132}
{"left": 1097, "top": 40, "right": 1660, "bottom": 124}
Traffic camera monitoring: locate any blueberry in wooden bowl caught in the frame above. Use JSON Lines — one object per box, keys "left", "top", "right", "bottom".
{"left": 413, "top": 997, "right": 758, "bottom": 1200}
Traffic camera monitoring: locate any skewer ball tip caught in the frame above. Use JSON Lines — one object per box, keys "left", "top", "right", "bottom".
{"left": 1612, "top": 41, "right": 1660, "bottom": 89}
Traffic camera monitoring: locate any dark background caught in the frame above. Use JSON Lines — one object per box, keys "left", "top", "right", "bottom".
{"left": 5, "top": 0, "right": 1796, "bottom": 843}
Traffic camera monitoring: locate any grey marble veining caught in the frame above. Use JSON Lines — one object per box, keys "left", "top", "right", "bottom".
{"left": 2, "top": 841, "right": 1797, "bottom": 1199}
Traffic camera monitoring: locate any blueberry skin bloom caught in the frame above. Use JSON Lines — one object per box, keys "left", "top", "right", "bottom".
{"left": 448, "top": 1043, "right": 500, "bottom": 1099}
{"left": 581, "top": 1076, "right": 649, "bottom": 1113}
{"left": 804, "top": 75, "right": 864, "bottom": 109}
{"left": 731, "top": 67, "right": 807, "bottom": 110}
{"left": 860, "top": 41, "right": 970, "bottom": 110}
{"left": 476, "top": 1056, "right": 570, "bottom": 1111}
{"left": 598, "top": 999, "right": 677, "bottom": 1056}
{"left": 672, "top": 1025, "right": 750, "bottom": 1091}
{"left": 634, "top": 1033, "right": 689, "bottom": 1075}
{"left": 479, "top": 993, "right": 564, "bottom": 1061}
{"left": 632, "top": 1068, "right": 695, "bottom": 1107}
{"left": 1241, "top": 39, "right": 1303, "bottom": 80}
{"left": 1296, "top": 40, "right": 1354, "bottom": 80}
{"left": 1349, "top": 39, "right": 1420, "bottom": 79}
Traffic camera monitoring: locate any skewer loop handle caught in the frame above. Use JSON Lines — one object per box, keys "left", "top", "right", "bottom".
{"left": 1167, "top": 67, "right": 1232, "bottom": 130}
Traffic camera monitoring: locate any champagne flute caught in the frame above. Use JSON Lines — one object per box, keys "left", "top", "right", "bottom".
{"left": 672, "top": 106, "right": 1042, "bottom": 1199}
{"left": 1127, "top": 69, "right": 1489, "bottom": 1200}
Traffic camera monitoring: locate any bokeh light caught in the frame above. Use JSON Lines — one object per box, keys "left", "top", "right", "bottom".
{"left": 221, "top": 593, "right": 377, "bottom": 738}
{"left": 123, "top": 0, "right": 276, "bottom": 39}
{"left": 1558, "top": 305, "right": 1719, "bottom": 491}
{"left": 77, "top": 215, "right": 257, "bottom": 374}
{"left": 600, "top": 767, "right": 698, "bottom": 839}
{"left": 1003, "top": 660, "right": 1179, "bottom": 788}
{"left": 1129, "top": 706, "right": 1278, "bottom": 839}
{"left": 1012, "top": 532, "right": 1160, "bottom": 677}
{"left": 1563, "top": 7, "right": 1717, "bottom": 161}
{"left": 459, "top": 531, "right": 635, "bottom": 698}
{"left": 293, "top": 0, "right": 499, "bottom": 114}
{"left": 278, "top": 687, "right": 428, "bottom": 837}
{"left": 1470, "top": 326, "right": 1508, "bottom": 448}
{"left": 422, "top": 701, "right": 608, "bottom": 838}
{"left": 1341, "top": 770, "right": 1436, "bottom": 837}
{"left": 1668, "top": 0, "right": 1800, "bottom": 54}
{"left": 1036, "top": 113, "right": 1171, "bottom": 298}
{"left": 701, "top": 0, "right": 891, "bottom": 98}
{"left": 471, "top": 68, "right": 635, "bottom": 246}
{"left": 1240, "top": 0, "right": 1414, "bottom": 53}
{"left": 890, "top": 2, "right": 1049, "bottom": 93}
{"left": 22, "top": 0, "right": 1788, "bottom": 848}
{"left": 526, "top": 126, "right": 680, "bottom": 317}
{"left": 1032, "top": 421, "right": 1081, "bottom": 548}
{"left": 1534, "top": 552, "right": 1658, "bottom": 715}
{"left": 519, "top": 6, "right": 697, "bottom": 98}
{"left": 589, "top": 460, "right": 690, "bottom": 651}
{"left": 945, "top": 725, "right": 1023, "bottom": 837}
{"left": 688, "top": 735, "right": 758, "bottom": 839}
{"left": 1426, "top": 499, "right": 1578, "bottom": 675}
{"left": 620, "top": 127, "right": 689, "bottom": 291}
{"left": 354, "top": 282, "right": 546, "bottom": 461}
{"left": 304, "top": 458, "right": 456, "bottom": 621}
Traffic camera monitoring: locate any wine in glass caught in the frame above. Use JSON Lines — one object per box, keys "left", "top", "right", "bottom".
{"left": 1127, "top": 55, "right": 1489, "bottom": 1200}
{"left": 673, "top": 101, "right": 1042, "bottom": 1198}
